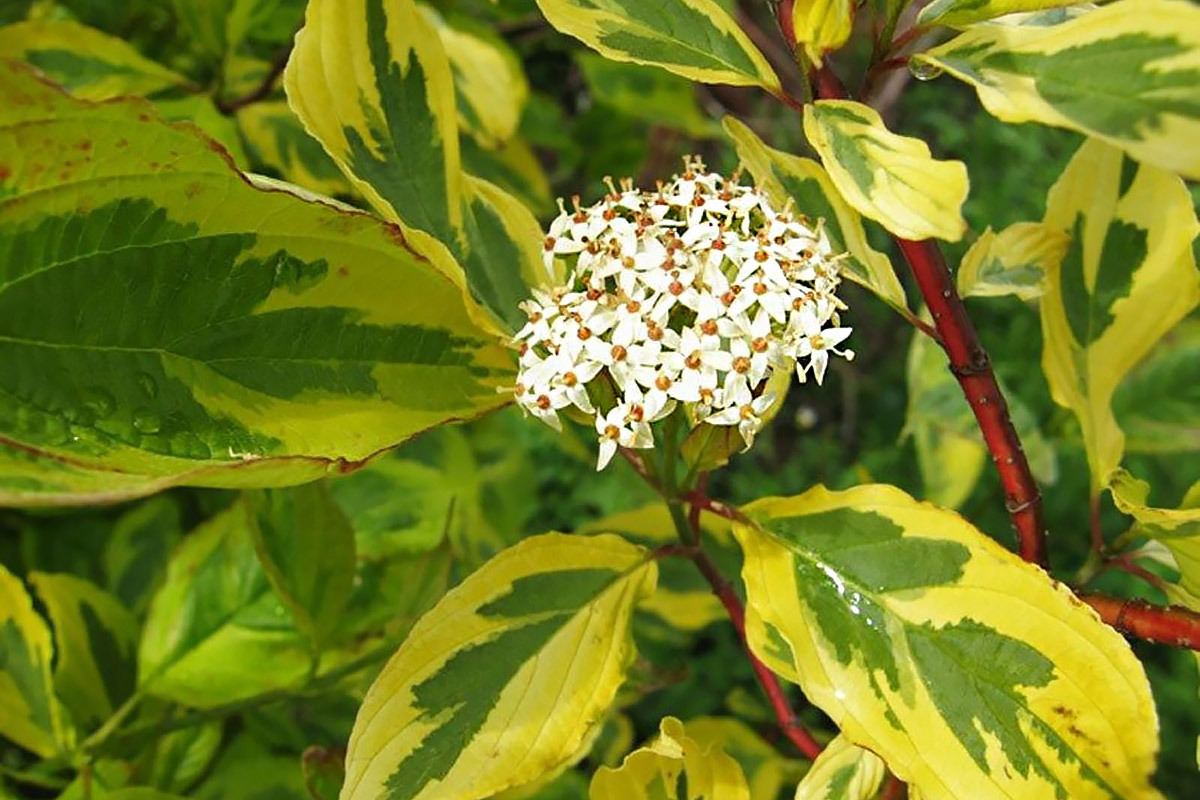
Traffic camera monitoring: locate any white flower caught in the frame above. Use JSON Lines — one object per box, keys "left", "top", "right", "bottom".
{"left": 706, "top": 392, "right": 776, "bottom": 450}
{"left": 788, "top": 304, "right": 854, "bottom": 385}
{"left": 594, "top": 395, "right": 653, "bottom": 470}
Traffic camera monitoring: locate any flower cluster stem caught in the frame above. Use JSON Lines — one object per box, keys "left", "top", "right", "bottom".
{"left": 807, "top": 64, "right": 1049, "bottom": 568}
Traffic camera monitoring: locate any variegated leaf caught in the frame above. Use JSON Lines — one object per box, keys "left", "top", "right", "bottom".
{"left": 341, "top": 533, "right": 657, "bottom": 800}
{"left": 590, "top": 716, "right": 750, "bottom": 800}
{"left": 284, "top": 0, "right": 542, "bottom": 329}
{"left": 421, "top": 7, "right": 528, "bottom": 147}
{"left": 685, "top": 717, "right": 805, "bottom": 800}
{"left": 736, "top": 484, "right": 1162, "bottom": 800}
{"left": 1040, "top": 138, "right": 1199, "bottom": 489}
{"left": 0, "top": 61, "right": 512, "bottom": 506}
{"left": 248, "top": 482, "right": 357, "bottom": 649}
{"left": 1111, "top": 319, "right": 1200, "bottom": 454}
{"left": 532, "top": 0, "right": 781, "bottom": 92}
{"left": 104, "top": 497, "right": 183, "bottom": 616}
{"left": 913, "top": 0, "right": 1200, "bottom": 178}
{"left": 789, "top": 0, "right": 854, "bottom": 66}
{"left": 794, "top": 735, "right": 885, "bottom": 800}
{"left": 0, "top": 563, "right": 72, "bottom": 757}
{"left": 1108, "top": 469, "right": 1200, "bottom": 598}
{"left": 139, "top": 498, "right": 318, "bottom": 706}
{"left": 29, "top": 573, "right": 137, "bottom": 731}
{"left": 802, "top": 100, "right": 969, "bottom": 242}
{"left": 237, "top": 100, "right": 354, "bottom": 198}
{"left": 956, "top": 221, "right": 1068, "bottom": 300}
{"left": 723, "top": 116, "right": 908, "bottom": 313}
{"left": 917, "top": 0, "right": 1081, "bottom": 28}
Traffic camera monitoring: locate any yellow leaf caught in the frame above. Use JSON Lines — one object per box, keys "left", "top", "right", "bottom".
{"left": 1108, "top": 469, "right": 1200, "bottom": 597}
{"left": 917, "top": 0, "right": 1082, "bottom": 28}
{"left": 0, "top": 564, "right": 73, "bottom": 757}
{"left": 722, "top": 116, "right": 908, "bottom": 313}
{"left": 956, "top": 222, "right": 1068, "bottom": 300}
{"left": 590, "top": 717, "right": 750, "bottom": 800}
{"left": 1040, "top": 138, "right": 1199, "bottom": 489}
{"left": 0, "top": 19, "right": 193, "bottom": 100}
{"left": 685, "top": 717, "right": 806, "bottom": 800}
{"left": 735, "top": 484, "right": 1163, "bottom": 800}
{"left": 790, "top": 0, "right": 854, "bottom": 66}
{"left": 802, "top": 100, "right": 969, "bottom": 242}
{"left": 532, "top": 0, "right": 781, "bottom": 92}
{"left": 341, "top": 533, "right": 657, "bottom": 800}
{"left": 794, "top": 735, "right": 885, "bottom": 800}
{"left": 913, "top": 0, "right": 1200, "bottom": 178}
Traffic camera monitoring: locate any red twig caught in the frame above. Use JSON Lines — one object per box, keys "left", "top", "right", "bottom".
{"left": 880, "top": 775, "right": 908, "bottom": 800}
{"left": 1089, "top": 493, "right": 1104, "bottom": 554}
{"left": 809, "top": 65, "right": 1048, "bottom": 568}
{"left": 1080, "top": 594, "right": 1200, "bottom": 651}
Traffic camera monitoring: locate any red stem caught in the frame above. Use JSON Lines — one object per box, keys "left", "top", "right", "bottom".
{"left": 1080, "top": 594, "right": 1200, "bottom": 651}
{"left": 810, "top": 65, "right": 1049, "bottom": 568}
{"left": 1089, "top": 493, "right": 1104, "bottom": 554}
{"left": 880, "top": 775, "right": 908, "bottom": 800}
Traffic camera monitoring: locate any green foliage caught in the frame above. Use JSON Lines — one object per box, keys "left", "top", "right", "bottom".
{"left": 1, "top": 1, "right": 1198, "bottom": 800}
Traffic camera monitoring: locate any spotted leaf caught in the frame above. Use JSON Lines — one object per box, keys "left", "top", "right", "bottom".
{"left": 723, "top": 115, "right": 908, "bottom": 313}
{"left": 0, "top": 61, "right": 512, "bottom": 506}
{"left": 341, "top": 533, "right": 657, "bottom": 800}
{"left": 736, "top": 484, "right": 1163, "bottom": 800}
{"left": 0, "top": 564, "right": 72, "bottom": 757}
{"left": 532, "top": 0, "right": 781, "bottom": 92}
{"left": 590, "top": 716, "right": 750, "bottom": 800}
{"left": 1039, "top": 138, "right": 1199, "bottom": 489}
{"left": 794, "top": 735, "right": 885, "bottom": 800}
{"left": 802, "top": 100, "right": 969, "bottom": 242}
{"left": 283, "top": 0, "right": 542, "bottom": 329}
{"left": 913, "top": 0, "right": 1200, "bottom": 178}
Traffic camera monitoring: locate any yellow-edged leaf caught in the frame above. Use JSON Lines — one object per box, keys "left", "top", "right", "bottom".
{"left": 1111, "top": 319, "right": 1200, "bottom": 454}
{"left": 236, "top": 100, "right": 355, "bottom": 198}
{"left": 284, "top": 0, "right": 542, "bottom": 329}
{"left": 0, "top": 19, "right": 193, "bottom": 100}
{"left": 29, "top": 573, "right": 137, "bottom": 731}
{"left": 736, "top": 484, "right": 1162, "bottom": 800}
{"left": 532, "top": 0, "right": 781, "bottom": 92}
{"left": 1108, "top": 469, "right": 1200, "bottom": 597}
{"left": 0, "top": 564, "right": 72, "bottom": 757}
{"left": 802, "top": 100, "right": 969, "bottom": 242}
{"left": 1040, "top": 138, "right": 1199, "bottom": 489}
{"left": 913, "top": 0, "right": 1200, "bottom": 178}
{"left": 790, "top": 0, "right": 854, "bottom": 66}
{"left": 794, "top": 735, "right": 885, "bottom": 800}
{"left": 917, "top": 0, "right": 1081, "bottom": 28}
{"left": 685, "top": 717, "right": 805, "bottom": 800}
{"left": 341, "top": 532, "right": 657, "bottom": 800}
{"left": 421, "top": 7, "right": 528, "bottom": 147}
{"left": 590, "top": 716, "right": 750, "bottom": 800}
{"left": 723, "top": 116, "right": 908, "bottom": 313}
{"left": 956, "top": 221, "right": 1068, "bottom": 300}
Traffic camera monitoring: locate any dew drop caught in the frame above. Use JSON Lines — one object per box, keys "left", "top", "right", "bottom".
{"left": 137, "top": 372, "right": 159, "bottom": 399}
{"left": 132, "top": 408, "right": 163, "bottom": 435}
{"left": 81, "top": 387, "right": 116, "bottom": 418}
{"left": 909, "top": 60, "right": 944, "bottom": 81}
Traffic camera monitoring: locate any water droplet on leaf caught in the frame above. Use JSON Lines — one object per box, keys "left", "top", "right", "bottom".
{"left": 909, "top": 60, "right": 943, "bottom": 81}
{"left": 132, "top": 409, "right": 163, "bottom": 434}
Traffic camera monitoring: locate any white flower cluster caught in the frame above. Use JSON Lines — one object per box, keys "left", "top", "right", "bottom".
{"left": 513, "top": 157, "right": 853, "bottom": 470}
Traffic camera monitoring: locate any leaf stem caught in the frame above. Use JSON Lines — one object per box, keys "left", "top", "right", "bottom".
{"left": 1078, "top": 594, "right": 1200, "bottom": 651}
{"left": 802, "top": 63, "right": 1049, "bottom": 568}
{"left": 216, "top": 38, "right": 294, "bottom": 115}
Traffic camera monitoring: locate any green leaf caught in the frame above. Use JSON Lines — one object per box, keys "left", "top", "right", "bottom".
{"left": 0, "top": 60, "right": 513, "bottom": 506}
{"left": 236, "top": 100, "right": 355, "bottom": 199}
{"left": 532, "top": 0, "right": 781, "bottom": 92}
{"left": 578, "top": 52, "right": 718, "bottom": 139}
{"left": 794, "top": 735, "right": 885, "bottom": 800}
{"left": 340, "top": 533, "right": 657, "bottom": 800}
{"left": 802, "top": 100, "right": 970, "bottom": 242}
{"left": 104, "top": 497, "right": 184, "bottom": 617}
{"left": 1111, "top": 319, "right": 1200, "bottom": 454}
{"left": 0, "top": 19, "right": 193, "bottom": 99}
{"left": 29, "top": 573, "right": 137, "bottom": 731}
{"left": 283, "top": 0, "right": 543, "bottom": 330}
{"left": 138, "top": 498, "right": 316, "bottom": 706}
{"left": 723, "top": 115, "right": 908, "bottom": 312}
{"left": 590, "top": 716, "right": 750, "bottom": 800}
{"left": 913, "top": 0, "right": 1200, "bottom": 178}
{"left": 1039, "top": 138, "right": 1199, "bottom": 488}
{"left": 956, "top": 222, "right": 1069, "bottom": 300}
{"left": 737, "top": 484, "right": 1163, "bottom": 800}
{"left": 194, "top": 736, "right": 309, "bottom": 800}
{"left": 148, "top": 722, "right": 224, "bottom": 795}
{"left": 0, "top": 563, "right": 73, "bottom": 757}
{"left": 248, "top": 482, "right": 357, "bottom": 649}
{"left": 330, "top": 458, "right": 455, "bottom": 561}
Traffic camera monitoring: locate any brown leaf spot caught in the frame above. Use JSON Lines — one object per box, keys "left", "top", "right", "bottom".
{"left": 338, "top": 267, "right": 349, "bottom": 277}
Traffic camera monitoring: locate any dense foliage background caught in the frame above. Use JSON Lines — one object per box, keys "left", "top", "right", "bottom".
{"left": 1, "top": 0, "right": 1197, "bottom": 797}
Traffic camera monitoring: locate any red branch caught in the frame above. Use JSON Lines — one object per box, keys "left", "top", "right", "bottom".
{"left": 808, "top": 64, "right": 1049, "bottom": 568}
{"left": 688, "top": 544, "right": 825, "bottom": 759}
{"left": 1080, "top": 594, "right": 1200, "bottom": 651}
